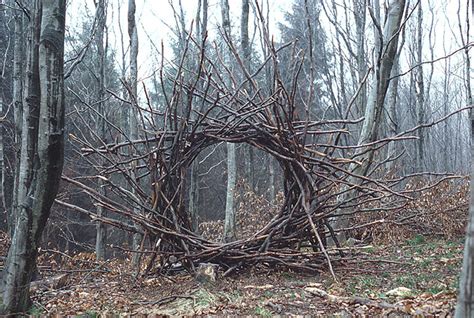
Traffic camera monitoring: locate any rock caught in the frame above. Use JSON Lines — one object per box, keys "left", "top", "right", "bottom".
{"left": 386, "top": 287, "right": 413, "bottom": 298}
{"left": 346, "top": 237, "right": 363, "bottom": 247}
{"left": 195, "top": 263, "right": 219, "bottom": 284}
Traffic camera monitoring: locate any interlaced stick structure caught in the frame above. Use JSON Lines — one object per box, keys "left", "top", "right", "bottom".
{"left": 60, "top": 33, "right": 462, "bottom": 277}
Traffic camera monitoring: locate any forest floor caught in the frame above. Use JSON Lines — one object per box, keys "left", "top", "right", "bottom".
{"left": 0, "top": 232, "right": 463, "bottom": 317}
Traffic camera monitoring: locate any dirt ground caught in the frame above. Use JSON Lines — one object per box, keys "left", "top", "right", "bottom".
{"left": 0, "top": 234, "right": 455, "bottom": 317}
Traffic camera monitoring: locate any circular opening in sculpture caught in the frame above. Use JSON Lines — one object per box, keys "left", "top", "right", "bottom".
{"left": 186, "top": 142, "right": 284, "bottom": 242}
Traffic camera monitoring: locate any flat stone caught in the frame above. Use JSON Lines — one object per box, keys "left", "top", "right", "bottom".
{"left": 195, "top": 263, "right": 219, "bottom": 284}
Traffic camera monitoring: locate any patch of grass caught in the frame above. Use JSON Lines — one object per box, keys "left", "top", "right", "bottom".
{"left": 363, "top": 246, "right": 375, "bottom": 254}
{"left": 406, "top": 235, "right": 426, "bottom": 246}
{"left": 427, "top": 285, "right": 448, "bottom": 294}
{"left": 358, "top": 276, "right": 378, "bottom": 290}
{"left": 28, "top": 305, "right": 45, "bottom": 317}
{"left": 78, "top": 311, "right": 98, "bottom": 318}
{"left": 420, "top": 259, "right": 433, "bottom": 269}
{"left": 378, "top": 292, "right": 387, "bottom": 298}
{"left": 281, "top": 271, "right": 297, "bottom": 280}
{"left": 254, "top": 306, "right": 272, "bottom": 317}
{"left": 263, "top": 290, "right": 274, "bottom": 298}
{"left": 194, "top": 289, "right": 217, "bottom": 307}
{"left": 443, "top": 249, "right": 457, "bottom": 259}
{"left": 347, "top": 282, "right": 357, "bottom": 295}
{"left": 395, "top": 275, "right": 417, "bottom": 289}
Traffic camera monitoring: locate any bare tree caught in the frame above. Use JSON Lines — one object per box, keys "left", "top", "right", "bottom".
{"left": 0, "top": 0, "right": 66, "bottom": 313}
{"left": 0, "top": 0, "right": 14, "bottom": 236}
{"left": 189, "top": 0, "right": 208, "bottom": 231}
{"left": 95, "top": 0, "right": 107, "bottom": 261}
{"left": 415, "top": 2, "right": 425, "bottom": 171}
{"left": 351, "top": 0, "right": 406, "bottom": 175}
{"left": 454, "top": 0, "right": 473, "bottom": 315}
{"left": 221, "top": 0, "right": 237, "bottom": 242}
{"left": 128, "top": 0, "right": 142, "bottom": 264}
{"left": 334, "top": 0, "right": 406, "bottom": 240}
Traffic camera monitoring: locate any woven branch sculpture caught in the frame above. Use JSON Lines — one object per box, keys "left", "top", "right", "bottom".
{"left": 63, "top": 35, "right": 420, "bottom": 276}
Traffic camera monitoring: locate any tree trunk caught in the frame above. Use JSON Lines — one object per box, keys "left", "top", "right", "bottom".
{"left": 353, "top": 0, "right": 367, "bottom": 119}
{"left": 415, "top": 2, "right": 425, "bottom": 172}
{"left": 221, "top": 0, "right": 237, "bottom": 242}
{"left": 386, "top": 56, "right": 400, "bottom": 172}
{"left": 1, "top": 0, "right": 66, "bottom": 313}
{"left": 240, "top": 0, "right": 255, "bottom": 191}
{"left": 334, "top": 0, "right": 406, "bottom": 241}
{"left": 454, "top": 0, "right": 473, "bottom": 315}
{"left": 351, "top": 0, "right": 405, "bottom": 176}
{"left": 189, "top": 0, "right": 208, "bottom": 232}
{"left": 11, "top": 1, "right": 24, "bottom": 239}
{"left": 95, "top": 0, "right": 107, "bottom": 261}
{"left": 456, "top": 98, "right": 474, "bottom": 317}
{"left": 0, "top": 1, "right": 15, "bottom": 236}
{"left": 128, "top": 0, "right": 142, "bottom": 265}
{"left": 224, "top": 142, "right": 237, "bottom": 242}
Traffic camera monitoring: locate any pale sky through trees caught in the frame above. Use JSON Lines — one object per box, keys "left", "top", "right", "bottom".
{"left": 67, "top": 0, "right": 468, "bottom": 85}
{"left": 67, "top": 0, "right": 291, "bottom": 78}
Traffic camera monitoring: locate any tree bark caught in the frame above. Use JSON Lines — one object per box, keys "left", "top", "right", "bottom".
{"left": 10, "top": 1, "right": 24, "bottom": 239}
{"left": 221, "top": 0, "right": 237, "bottom": 242}
{"left": 95, "top": 0, "right": 107, "bottom": 261}
{"left": 353, "top": 0, "right": 367, "bottom": 119}
{"left": 415, "top": 2, "right": 425, "bottom": 171}
{"left": 1, "top": 0, "right": 66, "bottom": 313}
{"left": 352, "top": 0, "right": 405, "bottom": 175}
{"left": 240, "top": 0, "right": 255, "bottom": 191}
{"left": 334, "top": 0, "right": 406, "bottom": 241}
{"left": 455, "top": 0, "right": 473, "bottom": 315}
{"left": 0, "top": 1, "right": 15, "bottom": 236}
{"left": 128, "top": 0, "right": 142, "bottom": 264}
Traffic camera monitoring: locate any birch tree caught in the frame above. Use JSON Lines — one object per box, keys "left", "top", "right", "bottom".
{"left": 0, "top": 0, "right": 66, "bottom": 313}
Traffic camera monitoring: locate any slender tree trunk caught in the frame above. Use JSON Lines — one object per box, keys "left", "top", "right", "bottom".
{"left": 224, "top": 143, "right": 237, "bottom": 242}
{"left": 202, "top": 0, "right": 208, "bottom": 41}
{"left": 352, "top": 0, "right": 405, "bottom": 175}
{"left": 189, "top": 0, "right": 208, "bottom": 232}
{"left": 268, "top": 157, "right": 276, "bottom": 203}
{"left": 387, "top": 20, "right": 406, "bottom": 173}
{"left": 415, "top": 2, "right": 425, "bottom": 172}
{"left": 10, "top": 3, "right": 24, "bottom": 239}
{"left": 334, "top": 0, "right": 406, "bottom": 241}
{"left": 128, "top": 0, "right": 142, "bottom": 264}
{"left": 443, "top": 57, "right": 450, "bottom": 171}
{"left": 1, "top": 0, "right": 66, "bottom": 313}
{"left": 353, "top": 0, "right": 367, "bottom": 119}
{"left": 455, "top": 0, "right": 473, "bottom": 315}
{"left": 240, "top": 0, "right": 255, "bottom": 190}
{"left": 95, "top": 0, "right": 107, "bottom": 261}
{"left": 0, "top": 1, "right": 14, "bottom": 236}
{"left": 386, "top": 57, "right": 400, "bottom": 172}
{"left": 189, "top": 161, "right": 199, "bottom": 231}
{"left": 221, "top": 0, "right": 237, "bottom": 242}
